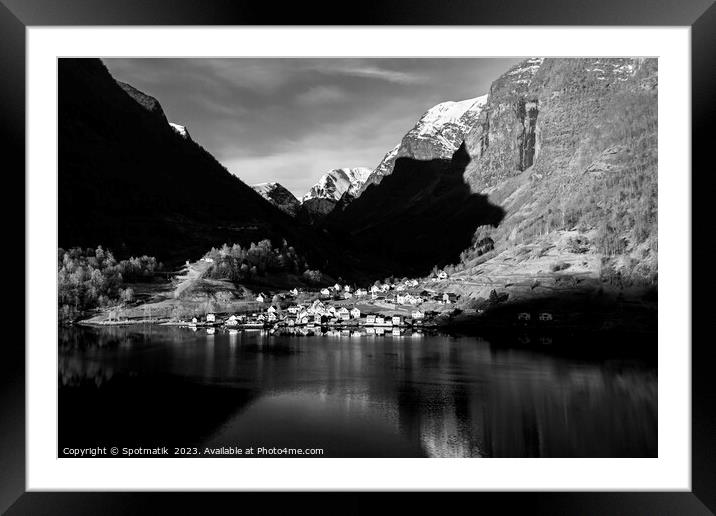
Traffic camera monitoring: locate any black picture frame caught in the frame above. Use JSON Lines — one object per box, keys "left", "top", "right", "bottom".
{"left": 1, "top": 0, "right": 711, "bottom": 513}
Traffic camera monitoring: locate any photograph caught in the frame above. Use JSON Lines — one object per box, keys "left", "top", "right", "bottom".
{"left": 57, "top": 56, "right": 658, "bottom": 459}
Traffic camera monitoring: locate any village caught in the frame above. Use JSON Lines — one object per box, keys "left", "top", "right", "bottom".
{"left": 178, "top": 274, "right": 465, "bottom": 337}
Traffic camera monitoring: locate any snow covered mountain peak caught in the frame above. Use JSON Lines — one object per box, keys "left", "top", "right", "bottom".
{"left": 358, "top": 94, "right": 488, "bottom": 195}
{"left": 412, "top": 95, "right": 487, "bottom": 137}
{"left": 302, "top": 167, "right": 373, "bottom": 203}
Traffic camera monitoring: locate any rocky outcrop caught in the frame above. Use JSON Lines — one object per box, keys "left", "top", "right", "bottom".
{"left": 116, "top": 80, "right": 168, "bottom": 122}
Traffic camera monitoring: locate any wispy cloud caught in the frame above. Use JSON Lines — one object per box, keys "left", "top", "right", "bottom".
{"left": 295, "top": 85, "right": 347, "bottom": 106}
{"left": 311, "top": 63, "right": 425, "bottom": 84}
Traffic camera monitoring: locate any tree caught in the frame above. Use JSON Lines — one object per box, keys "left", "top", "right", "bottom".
{"left": 121, "top": 287, "right": 134, "bottom": 303}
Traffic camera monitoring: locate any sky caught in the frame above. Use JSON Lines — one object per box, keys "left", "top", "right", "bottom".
{"left": 104, "top": 58, "right": 523, "bottom": 198}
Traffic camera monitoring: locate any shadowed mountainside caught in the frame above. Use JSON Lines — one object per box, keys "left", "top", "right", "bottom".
{"left": 325, "top": 143, "right": 505, "bottom": 278}
{"left": 58, "top": 59, "right": 352, "bottom": 274}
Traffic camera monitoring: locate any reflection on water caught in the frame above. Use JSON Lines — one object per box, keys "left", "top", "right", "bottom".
{"left": 59, "top": 325, "right": 657, "bottom": 457}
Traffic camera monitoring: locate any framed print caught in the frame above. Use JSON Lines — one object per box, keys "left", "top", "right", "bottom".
{"left": 2, "top": 0, "right": 712, "bottom": 513}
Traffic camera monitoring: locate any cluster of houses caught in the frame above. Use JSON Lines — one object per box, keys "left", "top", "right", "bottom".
{"left": 186, "top": 297, "right": 433, "bottom": 331}
{"left": 181, "top": 276, "right": 464, "bottom": 334}
{"left": 253, "top": 279, "right": 459, "bottom": 307}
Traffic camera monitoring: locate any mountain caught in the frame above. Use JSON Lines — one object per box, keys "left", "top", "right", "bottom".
{"left": 58, "top": 58, "right": 342, "bottom": 270}
{"left": 452, "top": 58, "right": 658, "bottom": 297}
{"left": 358, "top": 95, "right": 488, "bottom": 195}
{"left": 328, "top": 57, "right": 658, "bottom": 296}
{"left": 251, "top": 182, "right": 301, "bottom": 217}
{"left": 300, "top": 167, "right": 372, "bottom": 219}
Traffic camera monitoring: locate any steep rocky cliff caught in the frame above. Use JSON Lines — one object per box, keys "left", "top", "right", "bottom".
{"left": 447, "top": 57, "right": 658, "bottom": 303}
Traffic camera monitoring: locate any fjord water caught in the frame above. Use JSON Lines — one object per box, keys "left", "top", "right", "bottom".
{"left": 59, "top": 325, "right": 656, "bottom": 458}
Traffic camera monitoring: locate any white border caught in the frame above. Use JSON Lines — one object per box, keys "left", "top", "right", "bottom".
{"left": 27, "top": 27, "right": 691, "bottom": 491}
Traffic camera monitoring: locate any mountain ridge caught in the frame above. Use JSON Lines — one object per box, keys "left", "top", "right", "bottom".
{"left": 58, "top": 58, "right": 352, "bottom": 275}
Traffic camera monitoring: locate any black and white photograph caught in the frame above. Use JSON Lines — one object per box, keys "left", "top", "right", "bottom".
{"left": 55, "top": 56, "right": 659, "bottom": 459}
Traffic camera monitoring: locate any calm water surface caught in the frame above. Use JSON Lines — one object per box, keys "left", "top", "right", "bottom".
{"left": 59, "top": 325, "right": 656, "bottom": 457}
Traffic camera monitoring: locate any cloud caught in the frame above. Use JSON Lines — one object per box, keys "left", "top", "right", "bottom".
{"left": 295, "top": 85, "right": 347, "bottom": 106}
{"left": 311, "top": 63, "right": 425, "bottom": 84}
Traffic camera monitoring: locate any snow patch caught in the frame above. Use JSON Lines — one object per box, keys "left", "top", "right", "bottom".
{"left": 169, "top": 123, "right": 189, "bottom": 138}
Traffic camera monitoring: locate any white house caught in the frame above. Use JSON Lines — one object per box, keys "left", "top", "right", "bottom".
{"left": 344, "top": 285, "right": 352, "bottom": 292}
{"left": 380, "top": 284, "right": 390, "bottom": 292}
{"left": 366, "top": 314, "right": 376, "bottom": 325}
{"left": 191, "top": 317, "right": 198, "bottom": 324}
{"left": 442, "top": 293, "right": 451, "bottom": 303}
{"left": 267, "top": 312, "right": 278, "bottom": 322}
{"left": 355, "top": 288, "right": 367, "bottom": 297}
{"left": 287, "top": 306, "right": 300, "bottom": 314}
{"left": 344, "top": 292, "right": 353, "bottom": 299}
{"left": 206, "top": 313, "right": 216, "bottom": 323}
{"left": 350, "top": 307, "right": 361, "bottom": 319}
{"left": 334, "top": 283, "right": 342, "bottom": 291}
{"left": 375, "top": 316, "right": 385, "bottom": 325}
{"left": 256, "top": 293, "right": 266, "bottom": 303}
{"left": 411, "top": 310, "right": 424, "bottom": 320}
{"left": 539, "top": 312, "right": 553, "bottom": 321}
{"left": 370, "top": 285, "right": 380, "bottom": 294}
{"left": 437, "top": 271, "right": 448, "bottom": 280}
{"left": 226, "top": 315, "right": 238, "bottom": 326}
{"left": 392, "top": 315, "right": 402, "bottom": 326}
{"left": 290, "top": 288, "right": 299, "bottom": 296}
{"left": 337, "top": 307, "right": 350, "bottom": 321}
{"left": 396, "top": 284, "right": 406, "bottom": 292}
{"left": 267, "top": 305, "right": 278, "bottom": 314}
{"left": 320, "top": 288, "right": 331, "bottom": 296}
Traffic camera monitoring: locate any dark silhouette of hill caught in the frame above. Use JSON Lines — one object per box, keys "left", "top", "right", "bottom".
{"left": 58, "top": 59, "right": 345, "bottom": 270}
{"left": 324, "top": 143, "right": 505, "bottom": 278}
